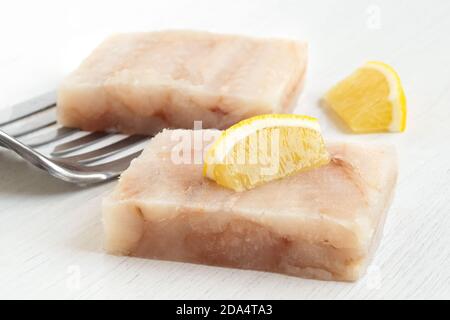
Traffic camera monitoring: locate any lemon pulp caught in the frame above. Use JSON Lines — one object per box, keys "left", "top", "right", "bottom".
{"left": 324, "top": 61, "right": 407, "bottom": 133}
{"left": 204, "top": 114, "right": 330, "bottom": 192}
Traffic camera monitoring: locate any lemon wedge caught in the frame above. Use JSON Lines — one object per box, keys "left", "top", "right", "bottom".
{"left": 324, "top": 61, "right": 407, "bottom": 133}
{"left": 203, "top": 114, "right": 330, "bottom": 192}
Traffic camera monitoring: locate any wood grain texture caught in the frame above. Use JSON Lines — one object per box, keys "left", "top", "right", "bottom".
{"left": 0, "top": 0, "right": 449, "bottom": 299}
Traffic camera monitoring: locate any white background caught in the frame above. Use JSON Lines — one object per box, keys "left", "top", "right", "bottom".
{"left": 0, "top": 0, "right": 449, "bottom": 299}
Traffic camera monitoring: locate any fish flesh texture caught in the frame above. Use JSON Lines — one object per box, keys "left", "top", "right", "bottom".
{"left": 57, "top": 31, "right": 308, "bottom": 134}
{"left": 102, "top": 129, "right": 397, "bottom": 281}
{"left": 58, "top": 31, "right": 307, "bottom": 134}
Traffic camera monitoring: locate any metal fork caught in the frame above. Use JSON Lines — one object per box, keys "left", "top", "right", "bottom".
{"left": 0, "top": 91, "right": 150, "bottom": 185}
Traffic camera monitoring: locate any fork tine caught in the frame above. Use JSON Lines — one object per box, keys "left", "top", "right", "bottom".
{"left": 0, "top": 91, "right": 57, "bottom": 126}
{"left": 52, "top": 132, "right": 113, "bottom": 155}
{"left": 2, "top": 109, "right": 57, "bottom": 137}
{"left": 21, "top": 127, "right": 79, "bottom": 147}
{"left": 53, "top": 135, "right": 148, "bottom": 163}
{"left": 0, "top": 91, "right": 151, "bottom": 185}
{"left": 12, "top": 121, "right": 57, "bottom": 138}
{"left": 87, "top": 150, "right": 143, "bottom": 173}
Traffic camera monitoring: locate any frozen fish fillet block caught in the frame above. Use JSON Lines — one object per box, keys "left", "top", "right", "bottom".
{"left": 58, "top": 31, "right": 307, "bottom": 134}
{"left": 103, "top": 129, "right": 397, "bottom": 281}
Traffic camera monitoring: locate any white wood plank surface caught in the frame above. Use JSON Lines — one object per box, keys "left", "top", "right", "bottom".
{"left": 0, "top": 0, "right": 449, "bottom": 299}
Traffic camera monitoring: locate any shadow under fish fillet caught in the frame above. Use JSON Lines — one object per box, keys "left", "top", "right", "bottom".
{"left": 102, "top": 129, "right": 398, "bottom": 282}
{"left": 57, "top": 30, "right": 308, "bottom": 134}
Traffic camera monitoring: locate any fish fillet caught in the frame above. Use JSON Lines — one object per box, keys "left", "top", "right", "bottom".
{"left": 57, "top": 31, "right": 308, "bottom": 134}
{"left": 102, "top": 129, "right": 397, "bottom": 281}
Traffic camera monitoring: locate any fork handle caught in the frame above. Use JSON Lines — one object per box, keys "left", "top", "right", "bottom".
{"left": 0, "top": 129, "right": 60, "bottom": 170}
{"left": 0, "top": 129, "right": 107, "bottom": 184}
{"left": 1, "top": 129, "right": 67, "bottom": 182}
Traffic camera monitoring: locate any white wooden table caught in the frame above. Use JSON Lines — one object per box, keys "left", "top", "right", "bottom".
{"left": 0, "top": 0, "right": 449, "bottom": 299}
